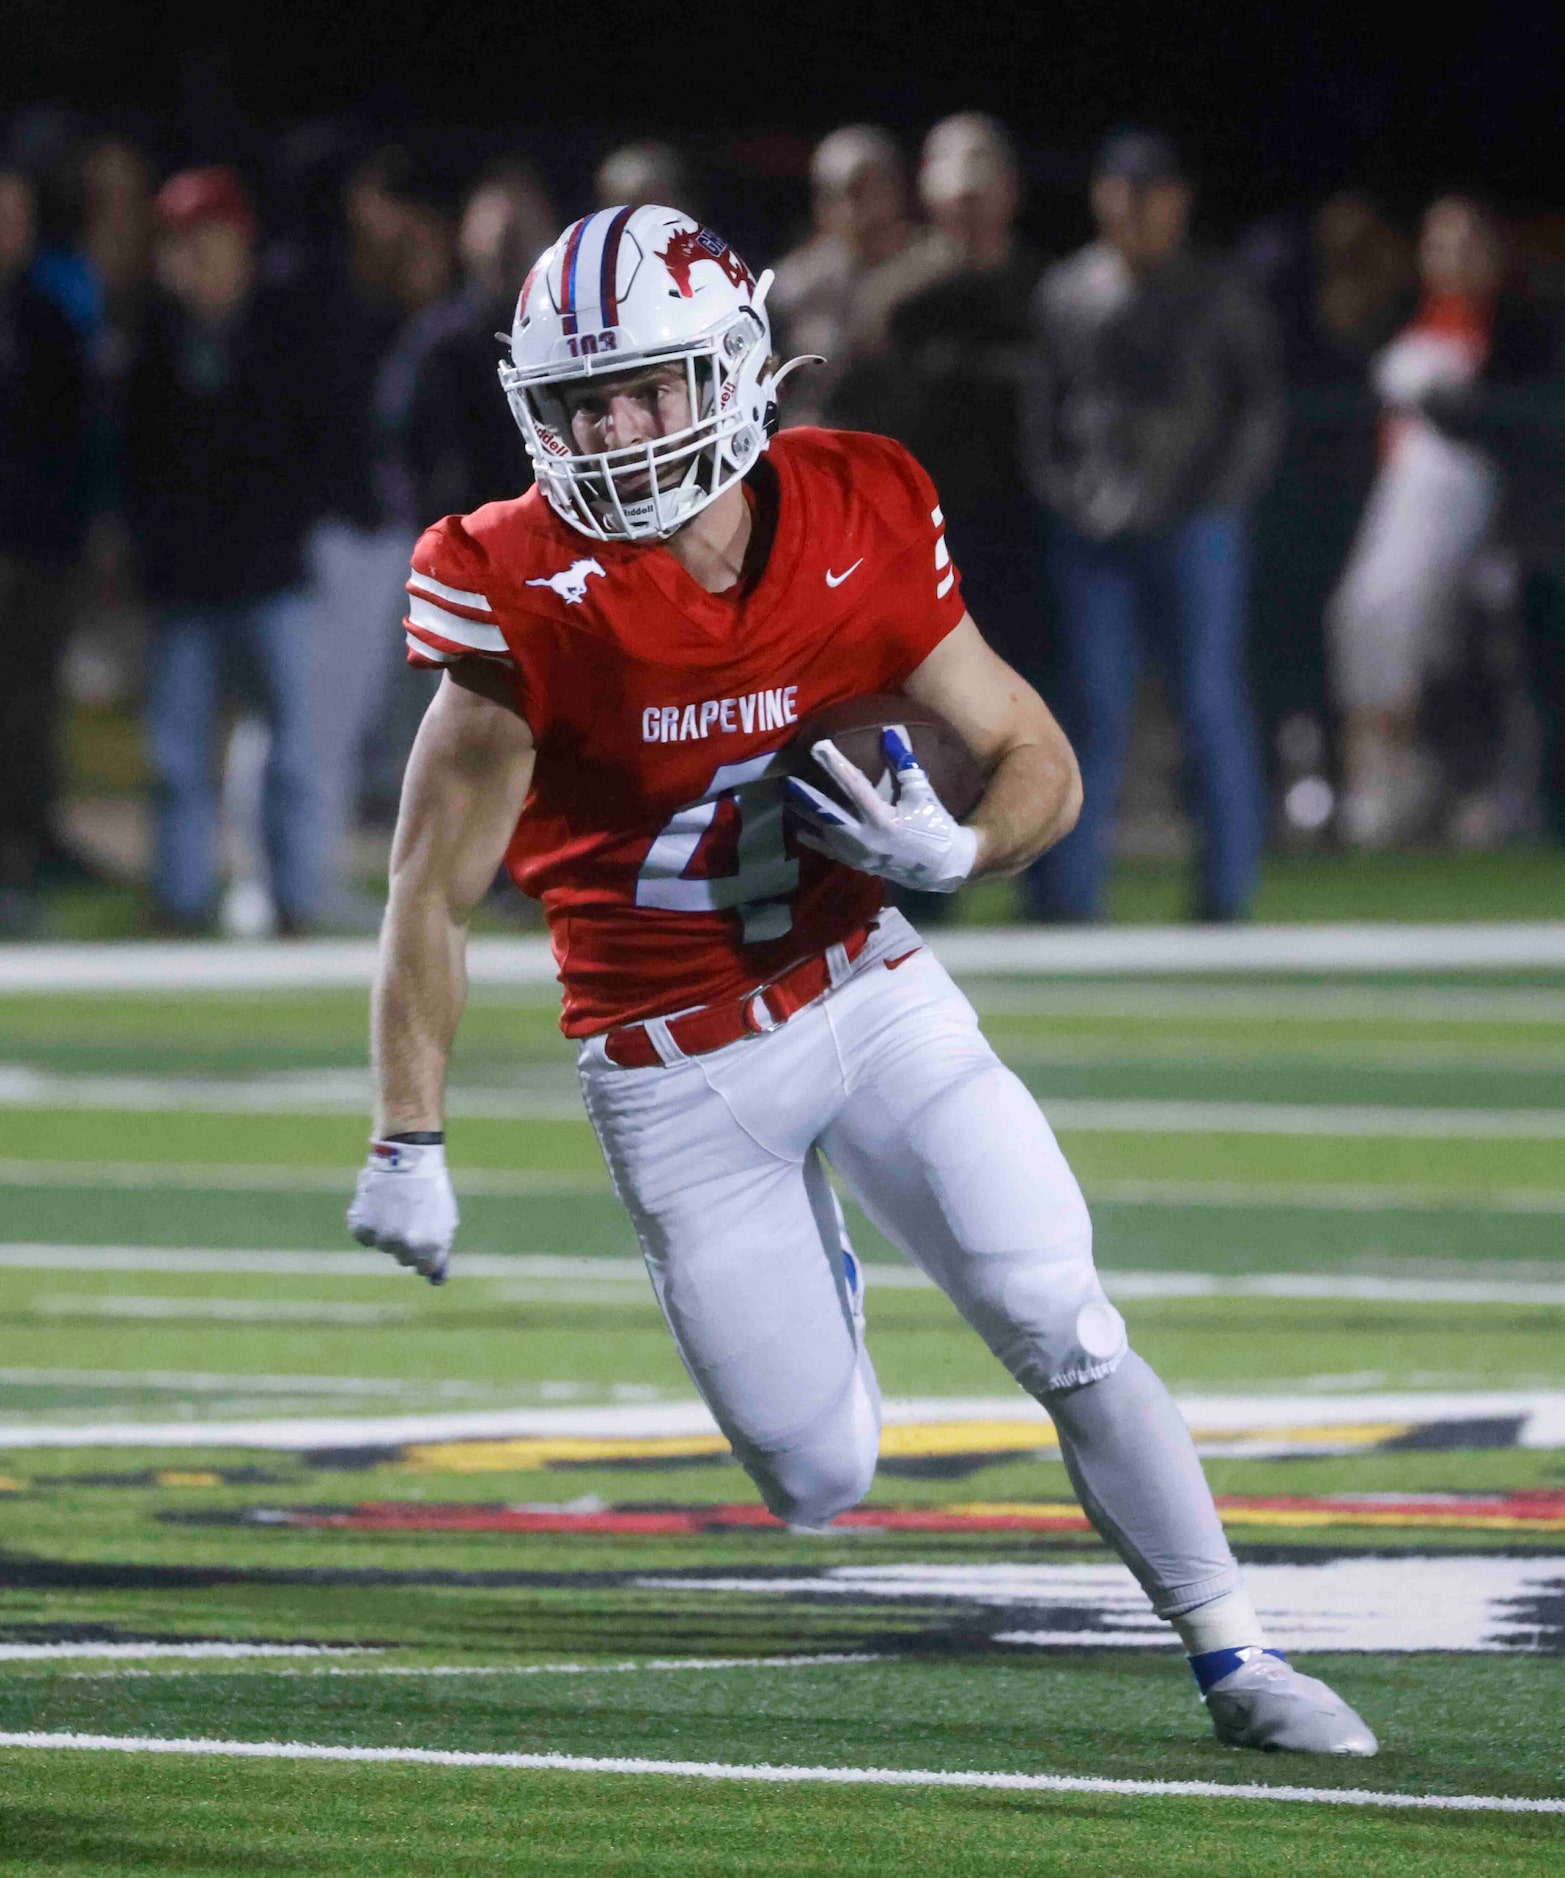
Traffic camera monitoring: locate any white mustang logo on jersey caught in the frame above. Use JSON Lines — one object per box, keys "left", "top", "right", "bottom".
{"left": 525, "top": 558, "right": 606, "bottom": 605}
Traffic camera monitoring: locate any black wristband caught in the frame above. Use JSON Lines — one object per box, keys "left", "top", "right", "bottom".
{"left": 381, "top": 1130, "right": 445, "bottom": 1146}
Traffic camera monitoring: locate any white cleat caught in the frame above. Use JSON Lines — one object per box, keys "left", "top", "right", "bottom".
{"left": 1205, "top": 1653, "right": 1379, "bottom": 1756}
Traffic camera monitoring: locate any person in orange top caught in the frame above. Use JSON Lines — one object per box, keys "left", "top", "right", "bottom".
{"left": 1328, "top": 196, "right": 1506, "bottom": 846}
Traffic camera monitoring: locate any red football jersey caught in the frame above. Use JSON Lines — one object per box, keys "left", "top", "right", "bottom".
{"left": 402, "top": 427, "right": 966, "bottom": 1035}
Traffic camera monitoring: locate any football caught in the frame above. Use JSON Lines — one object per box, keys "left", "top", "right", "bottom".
{"left": 788, "top": 693, "right": 985, "bottom": 820}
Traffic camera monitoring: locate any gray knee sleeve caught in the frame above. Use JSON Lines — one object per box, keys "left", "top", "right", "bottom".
{"left": 1046, "top": 1349, "right": 1240, "bottom": 1619}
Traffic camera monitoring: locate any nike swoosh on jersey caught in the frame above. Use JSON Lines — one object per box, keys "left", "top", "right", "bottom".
{"left": 824, "top": 559, "right": 864, "bottom": 588}
{"left": 884, "top": 948, "right": 922, "bottom": 970}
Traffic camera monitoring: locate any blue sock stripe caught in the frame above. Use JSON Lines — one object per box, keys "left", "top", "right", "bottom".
{"left": 1188, "top": 1644, "right": 1287, "bottom": 1694}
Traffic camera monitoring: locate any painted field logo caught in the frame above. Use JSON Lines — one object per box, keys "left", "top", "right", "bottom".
{"left": 636, "top": 1557, "right": 1565, "bottom": 1655}
{"left": 234, "top": 1490, "right": 1565, "bottom": 1539}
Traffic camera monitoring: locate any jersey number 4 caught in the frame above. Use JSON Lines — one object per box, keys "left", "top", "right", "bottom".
{"left": 635, "top": 753, "right": 797, "bottom": 944}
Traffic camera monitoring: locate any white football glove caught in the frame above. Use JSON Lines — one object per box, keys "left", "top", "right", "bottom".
{"left": 785, "top": 726, "right": 980, "bottom": 894}
{"left": 347, "top": 1138, "right": 458, "bottom": 1286}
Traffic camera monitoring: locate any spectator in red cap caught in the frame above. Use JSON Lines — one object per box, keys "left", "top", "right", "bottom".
{"left": 121, "top": 165, "right": 323, "bottom": 933}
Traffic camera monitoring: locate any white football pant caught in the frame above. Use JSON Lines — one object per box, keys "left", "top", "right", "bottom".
{"left": 578, "top": 908, "right": 1239, "bottom": 1617}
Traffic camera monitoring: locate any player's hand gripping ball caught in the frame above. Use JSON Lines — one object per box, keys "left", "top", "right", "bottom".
{"left": 785, "top": 706, "right": 983, "bottom": 894}
{"left": 348, "top": 1139, "right": 459, "bottom": 1286}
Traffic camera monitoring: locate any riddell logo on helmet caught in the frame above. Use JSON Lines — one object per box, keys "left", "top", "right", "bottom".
{"left": 658, "top": 227, "right": 755, "bottom": 298}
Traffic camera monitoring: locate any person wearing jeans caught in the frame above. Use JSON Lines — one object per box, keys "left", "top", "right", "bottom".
{"left": 123, "top": 168, "right": 322, "bottom": 932}
{"left": 1024, "top": 130, "right": 1282, "bottom": 921}
{"left": 1041, "top": 508, "right": 1265, "bottom": 922}
{"left": 144, "top": 588, "right": 319, "bottom": 930}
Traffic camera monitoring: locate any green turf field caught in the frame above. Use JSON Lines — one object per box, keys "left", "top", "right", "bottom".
{"left": 0, "top": 964, "right": 1562, "bottom": 1874}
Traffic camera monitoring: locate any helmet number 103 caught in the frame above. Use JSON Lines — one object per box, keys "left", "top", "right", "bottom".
{"left": 635, "top": 753, "right": 797, "bottom": 944}
{"left": 565, "top": 331, "right": 617, "bottom": 358}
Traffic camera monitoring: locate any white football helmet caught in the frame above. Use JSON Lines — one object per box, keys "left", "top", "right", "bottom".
{"left": 499, "top": 205, "right": 804, "bottom": 542}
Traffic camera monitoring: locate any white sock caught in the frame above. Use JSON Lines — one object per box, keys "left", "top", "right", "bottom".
{"left": 1172, "top": 1585, "right": 1267, "bottom": 1657}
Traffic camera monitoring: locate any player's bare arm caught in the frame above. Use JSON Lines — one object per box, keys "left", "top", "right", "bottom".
{"left": 348, "top": 665, "right": 533, "bottom": 1285}
{"left": 902, "top": 612, "right": 1083, "bottom": 876}
{"left": 372, "top": 663, "right": 535, "bottom": 1136}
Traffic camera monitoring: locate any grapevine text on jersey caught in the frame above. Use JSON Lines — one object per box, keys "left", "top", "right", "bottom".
{"left": 642, "top": 686, "right": 799, "bottom": 744}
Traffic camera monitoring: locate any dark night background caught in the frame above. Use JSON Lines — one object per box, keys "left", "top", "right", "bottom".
{"left": 11, "top": 1, "right": 1564, "bottom": 244}
{"left": 3, "top": 0, "right": 1564, "bottom": 929}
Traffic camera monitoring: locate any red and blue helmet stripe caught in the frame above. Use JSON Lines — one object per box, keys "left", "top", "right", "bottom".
{"left": 555, "top": 205, "right": 637, "bottom": 337}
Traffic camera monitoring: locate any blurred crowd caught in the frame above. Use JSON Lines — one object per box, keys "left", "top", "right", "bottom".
{"left": 2, "top": 106, "right": 1564, "bottom": 937}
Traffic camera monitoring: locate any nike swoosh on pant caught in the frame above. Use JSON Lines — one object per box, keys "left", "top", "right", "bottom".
{"left": 825, "top": 559, "right": 864, "bottom": 588}
{"left": 884, "top": 949, "right": 922, "bottom": 970}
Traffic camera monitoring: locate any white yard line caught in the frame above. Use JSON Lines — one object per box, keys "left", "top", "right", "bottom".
{"left": 1085, "top": 1177, "right": 1565, "bottom": 1214}
{"left": 8, "top": 1070, "right": 1565, "bottom": 1138}
{"left": 933, "top": 924, "right": 1565, "bottom": 977}
{"left": 1106, "top": 1272, "right": 1565, "bottom": 1306}
{"left": 5, "top": 922, "right": 1565, "bottom": 991}
{"left": 0, "top": 1387, "right": 1560, "bottom": 1451}
{"left": 965, "top": 983, "right": 1565, "bottom": 1023}
{"left": 0, "top": 1730, "right": 1557, "bottom": 1812}
{"left": 0, "top": 938, "right": 554, "bottom": 992}
{"left": 1040, "top": 1098, "right": 1565, "bottom": 1139}
{"left": 6, "top": 1160, "right": 1565, "bottom": 1215}
{"left": 30, "top": 1295, "right": 417, "bottom": 1324}
{"left": 0, "top": 1160, "right": 607, "bottom": 1197}
{"left": 47, "top": 1652, "right": 882, "bottom": 1679}
{"left": 0, "top": 1367, "right": 496, "bottom": 1398}
{"left": 994, "top": 1039, "right": 1565, "bottom": 1074}
{"left": 0, "top": 1067, "right": 587, "bottom": 1122}
{"left": 3, "top": 1246, "right": 1564, "bottom": 1308}
{"left": 0, "top": 1247, "right": 643, "bottom": 1278}
{"left": 0, "top": 1643, "right": 373, "bottom": 1661}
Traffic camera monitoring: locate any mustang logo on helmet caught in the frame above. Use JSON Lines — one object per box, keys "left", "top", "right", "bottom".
{"left": 657, "top": 227, "right": 756, "bottom": 299}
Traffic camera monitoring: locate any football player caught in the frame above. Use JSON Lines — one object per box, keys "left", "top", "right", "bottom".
{"left": 349, "top": 205, "right": 1374, "bottom": 1755}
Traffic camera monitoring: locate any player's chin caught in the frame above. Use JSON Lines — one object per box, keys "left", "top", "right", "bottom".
{"left": 609, "top": 468, "right": 663, "bottom": 503}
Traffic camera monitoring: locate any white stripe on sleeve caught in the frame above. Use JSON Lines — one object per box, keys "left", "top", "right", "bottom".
{"left": 407, "top": 570, "right": 494, "bottom": 613}
{"left": 406, "top": 595, "right": 509, "bottom": 655}
{"left": 405, "top": 630, "right": 457, "bottom": 665}
{"left": 936, "top": 571, "right": 955, "bottom": 599}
